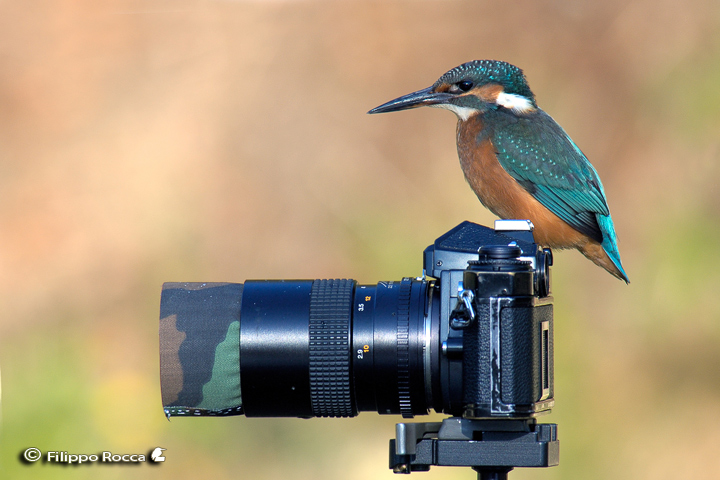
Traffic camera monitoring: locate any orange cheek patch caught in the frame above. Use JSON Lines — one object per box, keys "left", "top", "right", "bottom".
{"left": 472, "top": 84, "right": 504, "bottom": 103}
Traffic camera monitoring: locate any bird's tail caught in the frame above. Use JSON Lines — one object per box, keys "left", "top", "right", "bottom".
{"left": 583, "top": 214, "right": 629, "bottom": 283}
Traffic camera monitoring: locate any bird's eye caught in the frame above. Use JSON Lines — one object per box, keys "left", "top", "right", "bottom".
{"left": 457, "top": 80, "right": 474, "bottom": 92}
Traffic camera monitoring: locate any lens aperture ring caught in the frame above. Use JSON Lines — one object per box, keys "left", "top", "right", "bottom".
{"left": 397, "top": 278, "right": 413, "bottom": 417}
{"left": 309, "top": 279, "right": 355, "bottom": 417}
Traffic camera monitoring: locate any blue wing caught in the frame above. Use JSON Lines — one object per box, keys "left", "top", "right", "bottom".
{"left": 491, "top": 110, "right": 609, "bottom": 242}
{"left": 490, "top": 109, "right": 627, "bottom": 279}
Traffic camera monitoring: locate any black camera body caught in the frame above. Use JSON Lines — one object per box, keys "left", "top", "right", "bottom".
{"left": 425, "top": 220, "right": 554, "bottom": 420}
{"left": 160, "top": 220, "right": 559, "bottom": 478}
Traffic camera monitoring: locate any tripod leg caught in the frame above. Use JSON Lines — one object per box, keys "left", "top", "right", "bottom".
{"left": 473, "top": 467, "right": 513, "bottom": 480}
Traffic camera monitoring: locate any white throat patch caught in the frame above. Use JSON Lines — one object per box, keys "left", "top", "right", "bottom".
{"left": 429, "top": 103, "right": 478, "bottom": 121}
{"left": 496, "top": 92, "right": 535, "bottom": 114}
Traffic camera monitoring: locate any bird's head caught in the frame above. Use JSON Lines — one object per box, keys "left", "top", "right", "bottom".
{"left": 369, "top": 60, "right": 537, "bottom": 120}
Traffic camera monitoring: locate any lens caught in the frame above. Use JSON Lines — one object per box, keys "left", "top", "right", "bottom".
{"left": 159, "top": 278, "right": 437, "bottom": 418}
{"left": 350, "top": 278, "right": 435, "bottom": 417}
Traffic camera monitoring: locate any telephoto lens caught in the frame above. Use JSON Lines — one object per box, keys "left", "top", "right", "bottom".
{"left": 160, "top": 277, "right": 434, "bottom": 418}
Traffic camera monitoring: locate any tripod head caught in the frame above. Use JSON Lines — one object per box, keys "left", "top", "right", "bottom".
{"left": 390, "top": 416, "right": 558, "bottom": 479}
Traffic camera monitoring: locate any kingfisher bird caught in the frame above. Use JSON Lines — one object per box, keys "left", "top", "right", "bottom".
{"left": 369, "top": 60, "right": 628, "bottom": 282}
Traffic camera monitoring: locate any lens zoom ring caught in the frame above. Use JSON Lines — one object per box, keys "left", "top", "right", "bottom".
{"left": 397, "top": 278, "right": 412, "bottom": 417}
{"left": 309, "top": 279, "right": 355, "bottom": 417}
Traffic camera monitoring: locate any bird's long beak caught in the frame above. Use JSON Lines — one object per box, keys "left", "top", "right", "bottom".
{"left": 368, "top": 86, "right": 452, "bottom": 114}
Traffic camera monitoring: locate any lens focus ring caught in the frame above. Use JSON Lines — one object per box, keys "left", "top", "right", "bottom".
{"left": 397, "top": 278, "right": 413, "bottom": 417}
{"left": 309, "top": 279, "right": 355, "bottom": 417}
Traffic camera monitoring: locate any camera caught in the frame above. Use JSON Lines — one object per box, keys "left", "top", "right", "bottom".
{"left": 160, "top": 220, "right": 559, "bottom": 479}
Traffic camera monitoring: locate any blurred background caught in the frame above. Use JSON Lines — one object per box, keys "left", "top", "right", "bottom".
{"left": 1, "top": 0, "right": 719, "bottom": 479}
